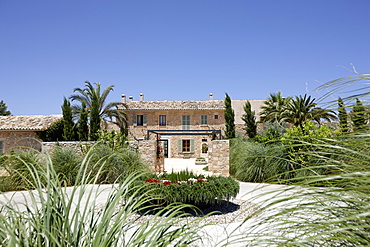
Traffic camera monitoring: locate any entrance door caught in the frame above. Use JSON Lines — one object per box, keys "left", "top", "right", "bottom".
{"left": 163, "top": 140, "right": 169, "bottom": 158}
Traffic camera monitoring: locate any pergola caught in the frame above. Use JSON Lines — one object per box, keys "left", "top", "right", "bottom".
{"left": 146, "top": 129, "right": 222, "bottom": 140}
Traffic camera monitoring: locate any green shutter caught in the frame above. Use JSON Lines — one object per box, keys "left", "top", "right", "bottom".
{"left": 178, "top": 139, "right": 182, "bottom": 152}
{"left": 190, "top": 139, "right": 195, "bottom": 153}
{"left": 143, "top": 114, "right": 147, "bottom": 126}
{"left": 133, "top": 114, "right": 137, "bottom": 126}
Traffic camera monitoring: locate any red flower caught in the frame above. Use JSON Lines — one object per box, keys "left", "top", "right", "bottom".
{"left": 163, "top": 181, "right": 171, "bottom": 185}
{"left": 145, "top": 178, "right": 161, "bottom": 183}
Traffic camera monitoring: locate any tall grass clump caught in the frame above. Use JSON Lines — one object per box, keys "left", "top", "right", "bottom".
{"left": 0, "top": 149, "right": 44, "bottom": 191}
{"left": 0, "top": 147, "right": 209, "bottom": 246}
{"left": 50, "top": 145, "right": 83, "bottom": 186}
{"left": 88, "top": 144, "right": 151, "bottom": 183}
{"left": 230, "top": 136, "right": 291, "bottom": 183}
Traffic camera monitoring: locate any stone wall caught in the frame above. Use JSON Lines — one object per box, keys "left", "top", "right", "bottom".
{"left": 136, "top": 140, "right": 164, "bottom": 173}
{"left": 0, "top": 131, "right": 42, "bottom": 154}
{"left": 42, "top": 141, "right": 94, "bottom": 154}
{"left": 208, "top": 140, "right": 229, "bottom": 176}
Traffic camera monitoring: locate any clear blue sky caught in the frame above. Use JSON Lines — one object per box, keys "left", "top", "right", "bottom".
{"left": 1, "top": 0, "right": 370, "bottom": 115}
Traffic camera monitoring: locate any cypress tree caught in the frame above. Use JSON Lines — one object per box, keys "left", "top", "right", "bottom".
{"left": 62, "top": 97, "right": 75, "bottom": 141}
{"left": 241, "top": 100, "right": 257, "bottom": 138}
{"left": 338, "top": 97, "right": 348, "bottom": 132}
{"left": 77, "top": 101, "right": 89, "bottom": 141}
{"left": 0, "top": 100, "right": 11, "bottom": 116}
{"left": 89, "top": 95, "right": 100, "bottom": 141}
{"left": 351, "top": 98, "right": 366, "bottom": 132}
{"left": 224, "top": 93, "right": 235, "bottom": 139}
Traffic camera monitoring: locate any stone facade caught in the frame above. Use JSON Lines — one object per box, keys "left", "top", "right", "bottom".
{"left": 0, "top": 131, "right": 42, "bottom": 153}
{"left": 0, "top": 115, "right": 62, "bottom": 154}
{"left": 208, "top": 140, "right": 229, "bottom": 176}
{"left": 121, "top": 99, "right": 225, "bottom": 159}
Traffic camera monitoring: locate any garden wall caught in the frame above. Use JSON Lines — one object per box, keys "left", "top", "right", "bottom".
{"left": 208, "top": 140, "right": 229, "bottom": 176}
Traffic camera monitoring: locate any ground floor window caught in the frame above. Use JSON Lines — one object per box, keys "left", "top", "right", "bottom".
{"left": 178, "top": 139, "right": 194, "bottom": 153}
{"left": 201, "top": 143, "right": 208, "bottom": 153}
{"left": 0, "top": 140, "right": 3, "bottom": 153}
{"left": 182, "top": 140, "right": 190, "bottom": 152}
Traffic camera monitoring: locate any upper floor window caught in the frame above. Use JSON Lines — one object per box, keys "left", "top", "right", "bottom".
{"left": 159, "top": 115, "right": 166, "bottom": 126}
{"left": 182, "top": 115, "right": 190, "bottom": 130}
{"left": 133, "top": 114, "right": 147, "bottom": 126}
{"left": 201, "top": 115, "right": 208, "bottom": 125}
{"left": 214, "top": 115, "right": 219, "bottom": 119}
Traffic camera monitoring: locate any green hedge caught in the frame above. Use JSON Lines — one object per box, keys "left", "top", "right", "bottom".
{"left": 133, "top": 171, "right": 240, "bottom": 208}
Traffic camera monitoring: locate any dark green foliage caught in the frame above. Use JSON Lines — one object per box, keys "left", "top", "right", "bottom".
{"left": 62, "top": 97, "right": 75, "bottom": 141}
{"left": 77, "top": 101, "right": 88, "bottom": 141}
{"left": 351, "top": 98, "right": 367, "bottom": 132}
{"left": 254, "top": 122, "right": 285, "bottom": 144}
{"left": 338, "top": 97, "right": 348, "bottom": 132}
{"left": 89, "top": 93, "right": 101, "bottom": 141}
{"left": 224, "top": 93, "right": 235, "bottom": 139}
{"left": 70, "top": 81, "right": 128, "bottom": 141}
{"left": 260, "top": 92, "right": 291, "bottom": 123}
{"left": 36, "top": 119, "right": 64, "bottom": 141}
{"left": 97, "top": 129, "right": 127, "bottom": 151}
{"left": 0, "top": 100, "right": 11, "bottom": 116}
{"left": 50, "top": 146, "right": 82, "bottom": 186}
{"left": 282, "top": 94, "right": 337, "bottom": 131}
{"left": 241, "top": 100, "right": 257, "bottom": 138}
{"left": 137, "top": 171, "right": 239, "bottom": 207}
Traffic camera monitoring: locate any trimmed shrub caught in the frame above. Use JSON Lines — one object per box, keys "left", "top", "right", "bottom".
{"left": 134, "top": 171, "right": 240, "bottom": 208}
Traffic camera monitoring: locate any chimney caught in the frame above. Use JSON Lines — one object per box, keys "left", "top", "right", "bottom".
{"left": 121, "top": 94, "right": 126, "bottom": 103}
{"left": 140, "top": 93, "right": 144, "bottom": 101}
{"left": 129, "top": 96, "right": 133, "bottom": 102}
{"left": 209, "top": 93, "right": 213, "bottom": 100}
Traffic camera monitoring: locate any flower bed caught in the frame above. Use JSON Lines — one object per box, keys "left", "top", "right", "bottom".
{"left": 136, "top": 171, "right": 240, "bottom": 208}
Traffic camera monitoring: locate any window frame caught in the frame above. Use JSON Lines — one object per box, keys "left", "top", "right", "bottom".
{"left": 201, "top": 115, "right": 208, "bottom": 126}
{"left": 159, "top": 115, "right": 167, "bottom": 126}
{"left": 133, "top": 114, "right": 147, "bottom": 126}
{"left": 182, "top": 115, "right": 190, "bottom": 130}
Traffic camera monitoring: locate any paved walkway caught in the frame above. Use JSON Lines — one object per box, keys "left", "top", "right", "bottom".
{"left": 164, "top": 158, "right": 213, "bottom": 176}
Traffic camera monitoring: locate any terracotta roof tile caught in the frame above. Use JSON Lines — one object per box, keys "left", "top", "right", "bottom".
{"left": 0, "top": 115, "right": 63, "bottom": 131}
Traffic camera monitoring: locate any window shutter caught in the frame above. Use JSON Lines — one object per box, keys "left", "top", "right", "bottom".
{"left": 178, "top": 139, "right": 182, "bottom": 152}
{"left": 190, "top": 139, "right": 195, "bottom": 153}
{"left": 133, "top": 114, "right": 137, "bottom": 126}
{"left": 143, "top": 114, "right": 147, "bottom": 126}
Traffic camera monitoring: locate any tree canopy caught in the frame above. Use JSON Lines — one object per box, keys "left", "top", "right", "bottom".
{"left": 70, "top": 81, "right": 127, "bottom": 140}
{"left": 0, "top": 100, "right": 12, "bottom": 116}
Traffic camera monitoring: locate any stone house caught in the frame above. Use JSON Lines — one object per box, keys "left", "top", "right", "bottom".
{"left": 119, "top": 93, "right": 264, "bottom": 159}
{"left": 0, "top": 115, "right": 63, "bottom": 154}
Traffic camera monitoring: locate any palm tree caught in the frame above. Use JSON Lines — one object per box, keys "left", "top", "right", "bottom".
{"left": 260, "top": 92, "right": 292, "bottom": 124}
{"left": 281, "top": 94, "right": 337, "bottom": 130}
{"left": 70, "top": 81, "right": 127, "bottom": 140}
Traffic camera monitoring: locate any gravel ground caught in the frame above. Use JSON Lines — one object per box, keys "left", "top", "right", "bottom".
{"left": 96, "top": 198, "right": 260, "bottom": 226}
